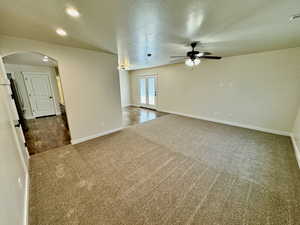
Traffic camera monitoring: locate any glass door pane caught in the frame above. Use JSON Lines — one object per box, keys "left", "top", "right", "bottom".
{"left": 139, "top": 78, "right": 146, "bottom": 104}
{"left": 147, "top": 77, "right": 155, "bottom": 105}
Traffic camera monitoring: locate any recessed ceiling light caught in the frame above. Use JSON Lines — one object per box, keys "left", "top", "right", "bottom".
{"left": 289, "top": 14, "right": 300, "bottom": 22}
{"left": 43, "top": 57, "right": 49, "bottom": 62}
{"left": 56, "top": 28, "right": 67, "bottom": 36}
{"left": 66, "top": 7, "right": 80, "bottom": 18}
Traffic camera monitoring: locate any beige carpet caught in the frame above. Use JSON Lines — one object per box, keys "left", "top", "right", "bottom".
{"left": 29, "top": 114, "right": 300, "bottom": 225}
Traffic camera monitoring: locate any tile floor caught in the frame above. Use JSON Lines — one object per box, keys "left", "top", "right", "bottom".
{"left": 122, "top": 106, "right": 168, "bottom": 127}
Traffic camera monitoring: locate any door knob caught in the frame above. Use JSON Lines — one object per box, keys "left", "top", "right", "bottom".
{"left": 49, "top": 96, "right": 53, "bottom": 99}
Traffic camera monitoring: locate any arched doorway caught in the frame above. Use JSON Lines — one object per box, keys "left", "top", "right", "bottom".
{"left": 2, "top": 52, "right": 71, "bottom": 155}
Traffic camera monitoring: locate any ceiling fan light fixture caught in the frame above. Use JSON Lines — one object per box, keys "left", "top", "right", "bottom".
{"left": 185, "top": 58, "right": 201, "bottom": 67}
{"left": 194, "top": 58, "right": 201, "bottom": 65}
{"left": 185, "top": 58, "right": 194, "bottom": 67}
{"left": 172, "top": 42, "right": 221, "bottom": 67}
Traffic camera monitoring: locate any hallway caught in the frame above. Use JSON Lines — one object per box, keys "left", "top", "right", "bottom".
{"left": 25, "top": 115, "right": 70, "bottom": 155}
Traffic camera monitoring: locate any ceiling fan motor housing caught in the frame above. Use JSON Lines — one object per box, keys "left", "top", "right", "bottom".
{"left": 187, "top": 51, "right": 200, "bottom": 60}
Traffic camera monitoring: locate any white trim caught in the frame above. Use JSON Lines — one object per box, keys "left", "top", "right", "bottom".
{"left": 0, "top": 76, "right": 10, "bottom": 85}
{"left": 160, "top": 109, "right": 291, "bottom": 136}
{"left": 128, "top": 104, "right": 143, "bottom": 107}
{"left": 129, "top": 104, "right": 141, "bottom": 107}
{"left": 137, "top": 74, "right": 158, "bottom": 110}
{"left": 291, "top": 134, "right": 300, "bottom": 168}
{"left": 24, "top": 115, "right": 36, "bottom": 120}
{"left": 71, "top": 127, "right": 123, "bottom": 145}
{"left": 24, "top": 172, "right": 29, "bottom": 225}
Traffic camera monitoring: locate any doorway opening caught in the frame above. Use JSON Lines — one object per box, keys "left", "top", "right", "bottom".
{"left": 3, "top": 52, "right": 70, "bottom": 155}
{"left": 122, "top": 74, "right": 167, "bottom": 127}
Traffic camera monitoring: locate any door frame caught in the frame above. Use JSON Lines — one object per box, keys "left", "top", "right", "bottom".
{"left": 23, "top": 72, "right": 57, "bottom": 118}
{"left": 138, "top": 74, "right": 158, "bottom": 110}
{"left": 0, "top": 58, "right": 29, "bottom": 169}
{"left": 0, "top": 56, "right": 29, "bottom": 225}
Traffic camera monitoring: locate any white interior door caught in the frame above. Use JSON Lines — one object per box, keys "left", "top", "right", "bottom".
{"left": 139, "top": 75, "right": 157, "bottom": 109}
{"left": 23, "top": 72, "right": 56, "bottom": 117}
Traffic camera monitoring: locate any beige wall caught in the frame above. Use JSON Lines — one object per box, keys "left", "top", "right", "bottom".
{"left": 130, "top": 47, "right": 300, "bottom": 134}
{"left": 0, "top": 35, "right": 122, "bottom": 142}
{"left": 4, "top": 63, "right": 61, "bottom": 119}
{"left": 119, "top": 70, "right": 131, "bottom": 107}
{"left": 292, "top": 107, "right": 300, "bottom": 167}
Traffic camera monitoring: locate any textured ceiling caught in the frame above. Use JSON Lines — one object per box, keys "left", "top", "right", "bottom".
{"left": 0, "top": 0, "right": 300, "bottom": 69}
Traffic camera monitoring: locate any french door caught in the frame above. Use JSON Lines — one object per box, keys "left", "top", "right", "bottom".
{"left": 139, "top": 75, "right": 157, "bottom": 109}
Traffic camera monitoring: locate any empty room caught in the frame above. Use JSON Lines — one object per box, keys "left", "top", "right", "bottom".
{"left": 1, "top": 1, "right": 300, "bottom": 225}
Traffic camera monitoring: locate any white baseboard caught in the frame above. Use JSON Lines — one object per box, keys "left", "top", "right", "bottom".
{"left": 129, "top": 104, "right": 140, "bottom": 107}
{"left": 160, "top": 109, "right": 291, "bottom": 136}
{"left": 24, "top": 115, "right": 36, "bottom": 120}
{"left": 24, "top": 172, "right": 29, "bottom": 225}
{"left": 129, "top": 104, "right": 159, "bottom": 111}
{"left": 71, "top": 127, "right": 123, "bottom": 145}
{"left": 291, "top": 134, "right": 300, "bottom": 168}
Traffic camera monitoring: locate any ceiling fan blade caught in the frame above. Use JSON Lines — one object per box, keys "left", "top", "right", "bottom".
{"left": 201, "top": 56, "right": 222, "bottom": 60}
{"left": 169, "top": 58, "right": 185, "bottom": 64}
{"left": 170, "top": 56, "right": 187, "bottom": 58}
{"left": 202, "top": 52, "right": 212, "bottom": 55}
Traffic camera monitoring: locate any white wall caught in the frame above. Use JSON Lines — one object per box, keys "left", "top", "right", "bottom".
{"left": 0, "top": 35, "right": 123, "bottom": 142}
{"left": 0, "top": 66, "right": 28, "bottom": 225}
{"left": 130, "top": 47, "right": 300, "bottom": 134}
{"left": 119, "top": 70, "right": 131, "bottom": 107}
{"left": 4, "top": 63, "right": 61, "bottom": 119}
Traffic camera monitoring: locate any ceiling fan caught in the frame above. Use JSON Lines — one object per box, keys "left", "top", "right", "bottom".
{"left": 170, "top": 42, "right": 222, "bottom": 67}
